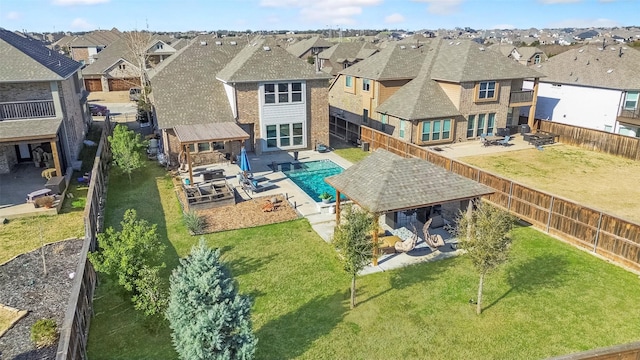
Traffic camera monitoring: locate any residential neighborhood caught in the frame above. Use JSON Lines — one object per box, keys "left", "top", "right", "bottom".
{"left": 1, "top": 0, "right": 640, "bottom": 359}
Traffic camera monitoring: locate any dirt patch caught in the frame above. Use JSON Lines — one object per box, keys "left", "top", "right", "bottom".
{"left": 0, "top": 239, "right": 83, "bottom": 360}
{"left": 87, "top": 91, "right": 130, "bottom": 103}
{"left": 173, "top": 177, "right": 299, "bottom": 233}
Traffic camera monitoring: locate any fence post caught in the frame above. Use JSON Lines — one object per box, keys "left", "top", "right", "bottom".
{"left": 593, "top": 212, "right": 603, "bottom": 252}
{"left": 546, "top": 196, "right": 555, "bottom": 233}
{"left": 507, "top": 181, "right": 513, "bottom": 211}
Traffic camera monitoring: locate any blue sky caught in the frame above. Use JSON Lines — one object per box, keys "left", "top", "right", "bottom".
{"left": 1, "top": 0, "right": 638, "bottom": 33}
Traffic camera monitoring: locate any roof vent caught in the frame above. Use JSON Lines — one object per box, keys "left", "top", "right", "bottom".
{"left": 411, "top": 45, "right": 417, "bottom": 49}
{"left": 597, "top": 47, "right": 603, "bottom": 51}
{"left": 611, "top": 47, "right": 616, "bottom": 51}
{"left": 48, "top": 50, "right": 51, "bottom": 56}
{"left": 479, "top": 47, "right": 485, "bottom": 51}
{"left": 399, "top": 45, "right": 406, "bottom": 49}
{"left": 200, "top": 41, "right": 207, "bottom": 46}
{"left": 455, "top": 42, "right": 461, "bottom": 45}
{"left": 263, "top": 46, "right": 270, "bottom": 51}
{"left": 230, "top": 41, "right": 237, "bottom": 45}
{"left": 607, "top": 69, "right": 614, "bottom": 73}
{"left": 537, "top": 64, "right": 542, "bottom": 68}
{"left": 215, "top": 41, "right": 222, "bottom": 45}
{"left": 578, "top": 48, "right": 585, "bottom": 53}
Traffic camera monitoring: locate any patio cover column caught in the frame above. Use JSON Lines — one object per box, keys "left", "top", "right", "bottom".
{"left": 50, "top": 139, "right": 62, "bottom": 178}
{"left": 372, "top": 212, "right": 380, "bottom": 267}
{"left": 186, "top": 144, "right": 193, "bottom": 185}
{"left": 335, "top": 189, "right": 341, "bottom": 225}
{"left": 527, "top": 77, "right": 540, "bottom": 130}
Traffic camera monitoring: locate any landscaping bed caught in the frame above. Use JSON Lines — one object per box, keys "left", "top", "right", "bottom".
{"left": 0, "top": 239, "right": 83, "bottom": 359}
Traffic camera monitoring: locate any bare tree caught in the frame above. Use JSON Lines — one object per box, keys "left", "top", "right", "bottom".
{"left": 123, "top": 30, "right": 153, "bottom": 122}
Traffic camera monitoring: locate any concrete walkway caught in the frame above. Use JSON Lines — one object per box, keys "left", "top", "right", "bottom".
{"left": 425, "top": 133, "right": 559, "bottom": 159}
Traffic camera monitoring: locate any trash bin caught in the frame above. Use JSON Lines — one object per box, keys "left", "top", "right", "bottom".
{"left": 362, "top": 142, "right": 370, "bottom": 152}
{"left": 520, "top": 124, "right": 531, "bottom": 135}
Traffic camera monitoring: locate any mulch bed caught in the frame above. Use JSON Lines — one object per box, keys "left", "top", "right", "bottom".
{"left": 173, "top": 176, "right": 299, "bottom": 233}
{"left": 0, "top": 239, "right": 83, "bottom": 360}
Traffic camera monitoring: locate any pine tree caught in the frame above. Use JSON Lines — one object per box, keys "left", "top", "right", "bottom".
{"left": 166, "top": 238, "right": 257, "bottom": 360}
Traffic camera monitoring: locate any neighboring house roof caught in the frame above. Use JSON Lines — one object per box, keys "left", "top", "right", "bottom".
{"left": 325, "top": 149, "right": 494, "bottom": 214}
{"left": 0, "top": 28, "right": 82, "bottom": 82}
{"left": 318, "top": 41, "right": 378, "bottom": 76}
{"left": 340, "top": 43, "right": 430, "bottom": 81}
{"left": 69, "top": 29, "right": 121, "bottom": 47}
{"left": 82, "top": 37, "right": 138, "bottom": 75}
{"left": 168, "top": 38, "right": 189, "bottom": 50}
{"left": 488, "top": 43, "right": 516, "bottom": 57}
{"left": 152, "top": 36, "right": 244, "bottom": 129}
{"left": 534, "top": 45, "right": 640, "bottom": 90}
{"left": 146, "top": 39, "right": 176, "bottom": 55}
{"left": 0, "top": 118, "right": 63, "bottom": 142}
{"left": 517, "top": 46, "right": 544, "bottom": 60}
{"left": 216, "top": 40, "right": 330, "bottom": 83}
{"left": 286, "top": 36, "right": 332, "bottom": 58}
{"left": 430, "top": 40, "right": 543, "bottom": 82}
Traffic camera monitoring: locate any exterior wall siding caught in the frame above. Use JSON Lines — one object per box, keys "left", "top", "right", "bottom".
{"left": 106, "top": 61, "right": 141, "bottom": 78}
{"left": 378, "top": 80, "right": 410, "bottom": 105}
{"left": 236, "top": 82, "right": 260, "bottom": 150}
{"left": 0, "top": 144, "right": 18, "bottom": 174}
{"left": 308, "top": 79, "right": 329, "bottom": 149}
{"left": 437, "top": 81, "right": 462, "bottom": 110}
{"left": 457, "top": 79, "right": 513, "bottom": 139}
{"left": 70, "top": 47, "right": 89, "bottom": 64}
{"left": 58, "top": 77, "right": 87, "bottom": 163}
{"left": 0, "top": 82, "right": 52, "bottom": 102}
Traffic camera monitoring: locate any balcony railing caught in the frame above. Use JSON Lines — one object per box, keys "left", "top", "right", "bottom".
{"left": 619, "top": 107, "right": 640, "bottom": 120}
{"left": 509, "top": 90, "right": 534, "bottom": 105}
{"left": 0, "top": 100, "right": 56, "bottom": 120}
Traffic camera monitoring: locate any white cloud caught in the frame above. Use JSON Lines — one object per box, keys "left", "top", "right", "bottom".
{"left": 53, "top": 0, "right": 109, "bottom": 5}
{"left": 70, "top": 18, "right": 94, "bottom": 30}
{"left": 259, "top": 0, "right": 381, "bottom": 25}
{"left": 598, "top": 0, "right": 616, "bottom": 2}
{"left": 538, "top": 0, "right": 581, "bottom": 4}
{"left": 413, "top": 0, "right": 463, "bottom": 15}
{"left": 5, "top": 11, "right": 20, "bottom": 20}
{"left": 548, "top": 18, "right": 620, "bottom": 28}
{"left": 492, "top": 24, "right": 515, "bottom": 30}
{"left": 385, "top": 13, "right": 405, "bottom": 24}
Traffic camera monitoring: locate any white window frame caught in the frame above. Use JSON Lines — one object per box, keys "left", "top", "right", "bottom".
{"left": 345, "top": 76, "right": 353, "bottom": 87}
{"left": 265, "top": 122, "right": 305, "bottom": 149}
{"left": 399, "top": 120, "right": 405, "bottom": 138}
{"left": 263, "top": 82, "right": 303, "bottom": 105}
{"left": 624, "top": 91, "right": 639, "bottom": 110}
{"left": 362, "top": 79, "right": 371, "bottom": 92}
{"left": 422, "top": 119, "right": 452, "bottom": 142}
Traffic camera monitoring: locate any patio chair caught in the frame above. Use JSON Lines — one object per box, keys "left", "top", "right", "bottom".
{"left": 394, "top": 224, "right": 419, "bottom": 253}
{"left": 423, "top": 219, "right": 445, "bottom": 249}
{"left": 498, "top": 135, "right": 511, "bottom": 147}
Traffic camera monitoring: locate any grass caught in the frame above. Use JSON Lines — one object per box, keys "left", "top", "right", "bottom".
{"left": 331, "top": 137, "right": 371, "bottom": 164}
{"left": 0, "top": 126, "right": 101, "bottom": 264}
{"left": 88, "top": 164, "right": 640, "bottom": 359}
{"left": 461, "top": 145, "right": 640, "bottom": 223}
{"left": 0, "top": 307, "right": 22, "bottom": 334}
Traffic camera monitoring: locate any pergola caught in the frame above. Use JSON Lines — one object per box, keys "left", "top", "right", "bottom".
{"left": 0, "top": 118, "right": 64, "bottom": 178}
{"left": 325, "top": 149, "right": 494, "bottom": 265}
{"left": 174, "top": 122, "right": 250, "bottom": 185}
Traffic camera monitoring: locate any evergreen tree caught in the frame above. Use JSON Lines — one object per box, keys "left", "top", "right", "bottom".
{"left": 166, "top": 239, "right": 256, "bottom": 360}
{"left": 332, "top": 205, "right": 374, "bottom": 309}
{"left": 108, "top": 124, "right": 146, "bottom": 183}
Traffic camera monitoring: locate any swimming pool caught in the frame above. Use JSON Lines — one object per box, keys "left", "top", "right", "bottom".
{"left": 274, "top": 160, "right": 345, "bottom": 202}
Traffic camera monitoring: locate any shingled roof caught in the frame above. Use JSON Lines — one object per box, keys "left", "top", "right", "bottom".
{"left": 318, "top": 42, "right": 378, "bottom": 76}
{"left": 216, "top": 39, "right": 330, "bottom": 83}
{"left": 326, "top": 149, "right": 493, "bottom": 213}
{"left": 82, "top": 37, "right": 137, "bottom": 75}
{"left": 534, "top": 44, "right": 640, "bottom": 90}
{"left": 340, "top": 43, "right": 430, "bottom": 81}
{"left": 0, "top": 28, "right": 82, "bottom": 82}
{"left": 152, "top": 36, "right": 243, "bottom": 129}
{"left": 0, "top": 118, "right": 62, "bottom": 142}
{"left": 286, "top": 36, "right": 332, "bottom": 58}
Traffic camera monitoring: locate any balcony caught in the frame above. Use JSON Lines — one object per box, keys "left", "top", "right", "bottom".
{"left": 0, "top": 100, "right": 56, "bottom": 121}
{"left": 617, "top": 107, "right": 640, "bottom": 126}
{"left": 509, "top": 90, "right": 534, "bottom": 106}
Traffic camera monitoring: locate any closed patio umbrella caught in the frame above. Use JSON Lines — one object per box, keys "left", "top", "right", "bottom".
{"left": 239, "top": 146, "right": 251, "bottom": 176}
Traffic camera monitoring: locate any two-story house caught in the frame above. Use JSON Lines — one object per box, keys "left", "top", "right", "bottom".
{"left": 318, "top": 41, "right": 378, "bottom": 77}
{"left": 286, "top": 36, "right": 333, "bottom": 71}
{"left": 329, "top": 39, "right": 543, "bottom": 146}
{"left": 151, "top": 36, "right": 331, "bottom": 166}
{"left": 524, "top": 44, "right": 640, "bottom": 137}
{"left": 53, "top": 28, "right": 122, "bottom": 66}
{"left": 0, "top": 29, "right": 89, "bottom": 177}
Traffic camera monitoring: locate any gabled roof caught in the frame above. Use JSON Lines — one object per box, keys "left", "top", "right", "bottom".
{"left": 488, "top": 43, "right": 516, "bottom": 57}
{"left": 216, "top": 39, "right": 330, "bottom": 83}
{"left": 0, "top": 28, "right": 81, "bottom": 82}
{"left": 69, "top": 29, "right": 121, "bottom": 47}
{"left": 534, "top": 45, "right": 640, "bottom": 90}
{"left": 517, "top": 46, "right": 544, "bottom": 60}
{"left": 430, "top": 40, "right": 543, "bottom": 82}
{"left": 82, "top": 37, "right": 138, "bottom": 75}
{"left": 340, "top": 43, "right": 429, "bottom": 81}
{"left": 286, "top": 36, "right": 332, "bottom": 58}
{"left": 318, "top": 41, "right": 376, "bottom": 61}
{"left": 152, "top": 36, "right": 244, "bottom": 129}
{"left": 326, "top": 149, "right": 493, "bottom": 213}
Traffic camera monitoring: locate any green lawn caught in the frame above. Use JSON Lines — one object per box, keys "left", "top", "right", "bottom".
{"left": 88, "top": 165, "right": 640, "bottom": 359}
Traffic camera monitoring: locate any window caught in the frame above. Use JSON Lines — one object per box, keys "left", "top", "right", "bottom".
{"left": 156, "top": 43, "right": 164, "bottom": 50}
{"left": 487, "top": 113, "right": 496, "bottom": 135}
{"left": 279, "top": 124, "right": 291, "bottom": 146}
{"left": 467, "top": 115, "right": 475, "bottom": 138}
{"left": 422, "top": 119, "right": 452, "bottom": 142}
{"left": 624, "top": 91, "right": 639, "bottom": 110}
{"left": 263, "top": 82, "right": 303, "bottom": 104}
{"left": 212, "top": 142, "right": 225, "bottom": 150}
{"left": 362, "top": 79, "right": 370, "bottom": 92}
{"left": 363, "top": 109, "right": 368, "bottom": 124}
{"left": 266, "top": 125, "right": 277, "bottom": 148}
{"left": 399, "top": 120, "right": 405, "bottom": 138}
{"left": 477, "top": 114, "right": 485, "bottom": 136}
{"left": 345, "top": 76, "right": 353, "bottom": 87}
{"left": 533, "top": 54, "right": 541, "bottom": 64}
{"left": 477, "top": 81, "right": 497, "bottom": 100}
{"left": 197, "top": 142, "right": 211, "bottom": 152}
{"left": 293, "top": 123, "right": 303, "bottom": 145}
{"left": 381, "top": 114, "right": 387, "bottom": 131}
{"left": 604, "top": 125, "right": 613, "bottom": 132}
{"left": 119, "top": 64, "right": 126, "bottom": 70}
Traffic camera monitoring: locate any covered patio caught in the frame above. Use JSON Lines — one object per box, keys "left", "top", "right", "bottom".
{"left": 326, "top": 149, "right": 494, "bottom": 266}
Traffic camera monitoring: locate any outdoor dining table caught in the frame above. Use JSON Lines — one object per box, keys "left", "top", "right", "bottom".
{"left": 485, "top": 135, "right": 505, "bottom": 142}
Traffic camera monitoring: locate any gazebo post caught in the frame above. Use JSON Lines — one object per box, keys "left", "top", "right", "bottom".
{"left": 372, "top": 212, "right": 380, "bottom": 266}
{"left": 186, "top": 144, "right": 193, "bottom": 185}
{"left": 335, "top": 189, "right": 341, "bottom": 225}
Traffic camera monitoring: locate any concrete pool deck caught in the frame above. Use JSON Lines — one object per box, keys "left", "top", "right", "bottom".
{"left": 183, "top": 148, "right": 461, "bottom": 275}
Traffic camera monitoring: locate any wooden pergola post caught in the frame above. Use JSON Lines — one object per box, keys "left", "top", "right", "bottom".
{"left": 372, "top": 212, "right": 380, "bottom": 266}
{"left": 50, "top": 139, "right": 62, "bottom": 178}
{"left": 528, "top": 77, "right": 540, "bottom": 130}
{"left": 185, "top": 144, "right": 193, "bottom": 185}
{"left": 335, "top": 189, "right": 341, "bottom": 225}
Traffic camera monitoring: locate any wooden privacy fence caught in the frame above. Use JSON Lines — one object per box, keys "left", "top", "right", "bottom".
{"left": 538, "top": 120, "right": 640, "bottom": 161}
{"left": 56, "top": 116, "right": 113, "bottom": 360}
{"left": 361, "top": 126, "right": 640, "bottom": 272}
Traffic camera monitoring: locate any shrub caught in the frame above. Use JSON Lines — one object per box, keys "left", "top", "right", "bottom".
{"left": 30, "top": 319, "right": 58, "bottom": 348}
{"left": 183, "top": 211, "right": 205, "bottom": 235}
{"left": 34, "top": 196, "right": 55, "bottom": 208}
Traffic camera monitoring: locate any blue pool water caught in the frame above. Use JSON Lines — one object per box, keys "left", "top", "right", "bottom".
{"left": 275, "top": 160, "right": 345, "bottom": 202}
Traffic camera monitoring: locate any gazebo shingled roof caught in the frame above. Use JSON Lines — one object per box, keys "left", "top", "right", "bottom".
{"left": 325, "top": 149, "right": 494, "bottom": 214}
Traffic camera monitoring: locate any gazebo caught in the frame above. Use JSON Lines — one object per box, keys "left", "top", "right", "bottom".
{"left": 174, "top": 122, "right": 250, "bottom": 185}
{"left": 325, "top": 149, "right": 494, "bottom": 265}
